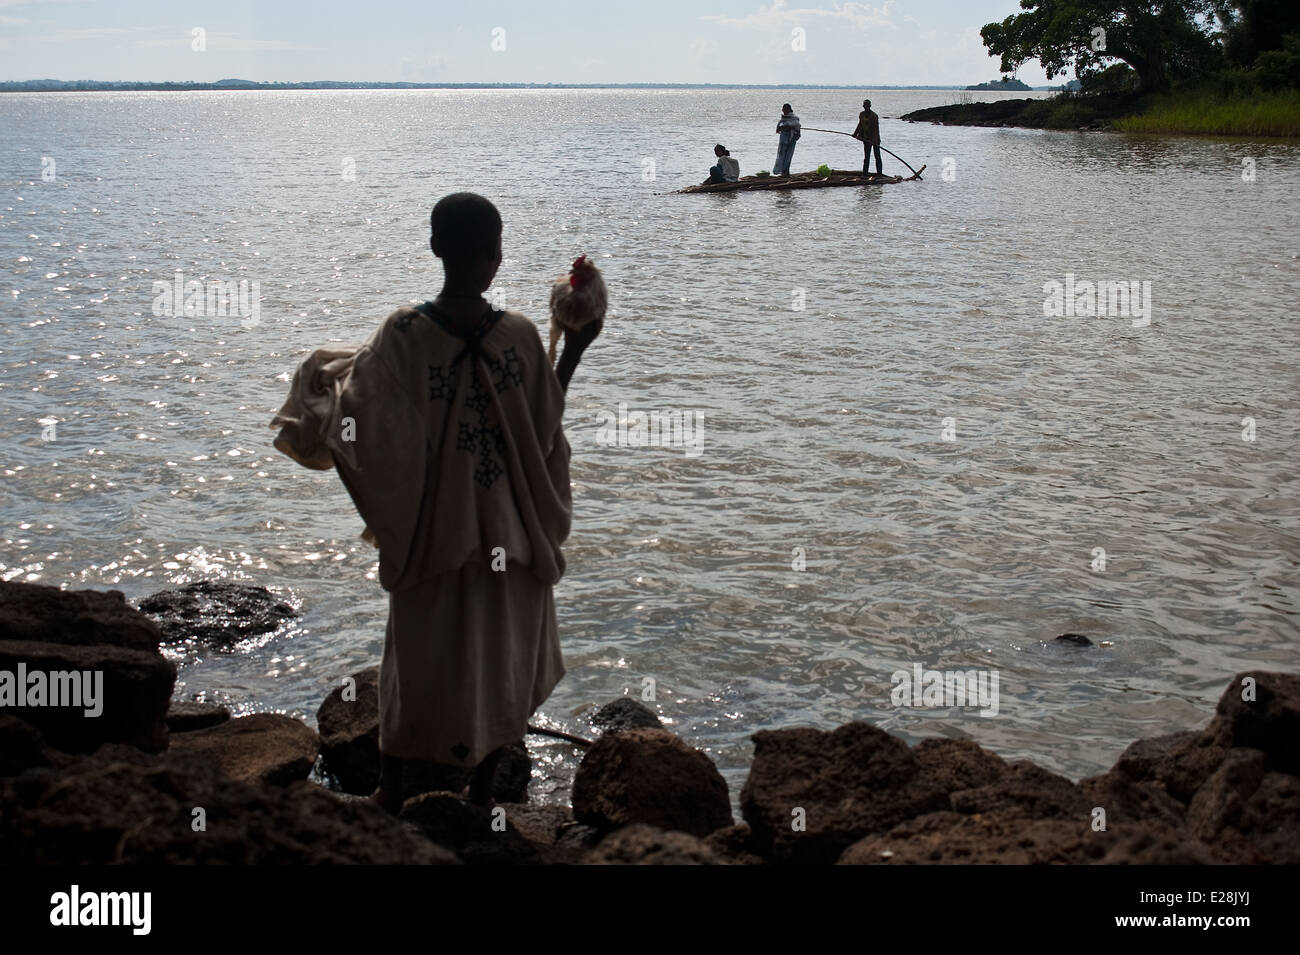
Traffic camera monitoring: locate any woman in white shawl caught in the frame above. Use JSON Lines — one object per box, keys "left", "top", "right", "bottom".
{"left": 272, "top": 193, "right": 600, "bottom": 811}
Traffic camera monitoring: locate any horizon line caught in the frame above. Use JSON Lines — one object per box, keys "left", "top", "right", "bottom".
{"left": 0, "top": 79, "right": 1062, "bottom": 91}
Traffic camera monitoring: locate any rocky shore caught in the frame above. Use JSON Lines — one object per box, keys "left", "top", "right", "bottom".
{"left": 2, "top": 579, "right": 1296, "bottom": 864}
{"left": 899, "top": 94, "right": 1139, "bottom": 131}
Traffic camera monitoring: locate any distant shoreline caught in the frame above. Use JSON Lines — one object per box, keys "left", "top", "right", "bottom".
{"left": 0, "top": 80, "right": 1067, "bottom": 93}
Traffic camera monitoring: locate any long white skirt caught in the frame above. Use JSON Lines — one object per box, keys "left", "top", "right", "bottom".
{"left": 378, "top": 561, "right": 564, "bottom": 766}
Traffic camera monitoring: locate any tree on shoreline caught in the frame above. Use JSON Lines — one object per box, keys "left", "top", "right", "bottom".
{"left": 981, "top": 0, "right": 1221, "bottom": 93}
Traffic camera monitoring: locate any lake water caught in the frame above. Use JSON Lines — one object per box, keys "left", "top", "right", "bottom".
{"left": 2, "top": 88, "right": 1298, "bottom": 801}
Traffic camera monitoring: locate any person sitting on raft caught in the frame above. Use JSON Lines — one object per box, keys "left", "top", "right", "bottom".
{"left": 704, "top": 144, "right": 740, "bottom": 184}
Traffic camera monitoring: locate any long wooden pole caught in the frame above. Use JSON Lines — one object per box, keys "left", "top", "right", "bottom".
{"left": 802, "top": 126, "right": 924, "bottom": 179}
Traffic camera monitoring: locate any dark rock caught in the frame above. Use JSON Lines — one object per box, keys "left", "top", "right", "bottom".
{"left": 1211, "top": 671, "right": 1300, "bottom": 773}
{"left": 1186, "top": 748, "right": 1268, "bottom": 841}
{"left": 838, "top": 810, "right": 1224, "bottom": 865}
{"left": 553, "top": 822, "right": 604, "bottom": 857}
{"left": 1098, "top": 828, "right": 1227, "bottom": 865}
{"left": 0, "top": 638, "right": 175, "bottom": 754}
{"left": 913, "top": 737, "right": 1010, "bottom": 793}
{"left": 949, "top": 761, "right": 1089, "bottom": 819}
{"left": 0, "top": 715, "right": 50, "bottom": 776}
{"left": 740, "top": 722, "right": 948, "bottom": 865}
{"left": 572, "top": 728, "right": 732, "bottom": 837}
{"left": 489, "top": 741, "right": 533, "bottom": 804}
{"left": 399, "top": 791, "right": 542, "bottom": 864}
{"left": 1079, "top": 771, "right": 1186, "bottom": 829}
{"left": 585, "top": 824, "right": 727, "bottom": 865}
{"left": 1055, "top": 633, "right": 1094, "bottom": 646}
{"left": 496, "top": 803, "right": 587, "bottom": 863}
{"left": 0, "top": 581, "right": 174, "bottom": 755}
{"left": 1111, "top": 730, "right": 1228, "bottom": 803}
{"left": 900, "top": 98, "right": 1041, "bottom": 127}
{"left": 591, "top": 697, "right": 663, "bottom": 734}
{"left": 135, "top": 580, "right": 297, "bottom": 646}
{"left": 495, "top": 802, "right": 573, "bottom": 847}
{"left": 0, "top": 580, "right": 161, "bottom": 653}
{"left": 838, "top": 811, "right": 1086, "bottom": 864}
{"left": 1233, "top": 772, "right": 1300, "bottom": 864}
{"left": 0, "top": 746, "right": 456, "bottom": 864}
{"left": 704, "top": 824, "right": 767, "bottom": 865}
{"left": 167, "top": 712, "right": 318, "bottom": 786}
{"left": 316, "top": 667, "right": 381, "bottom": 794}
{"left": 166, "top": 700, "right": 231, "bottom": 733}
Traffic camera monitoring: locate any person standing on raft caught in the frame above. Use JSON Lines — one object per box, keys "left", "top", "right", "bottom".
{"left": 853, "top": 99, "right": 883, "bottom": 176}
{"left": 270, "top": 193, "right": 601, "bottom": 812}
{"left": 773, "top": 104, "right": 801, "bottom": 176}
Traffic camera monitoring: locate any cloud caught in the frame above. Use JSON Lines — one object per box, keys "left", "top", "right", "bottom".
{"left": 397, "top": 54, "right": 451, "bottom": 81}
{"left": 702, "top": 1, "right": 896, "bottom": 32}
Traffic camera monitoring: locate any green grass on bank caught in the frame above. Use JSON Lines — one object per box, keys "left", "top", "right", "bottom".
{"left": 1112, "top": 89, "right": 1300, "bottom": 137}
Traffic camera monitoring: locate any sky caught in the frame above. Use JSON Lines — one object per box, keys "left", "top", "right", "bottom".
{"left": 0, "top": 0, "right": 1059, "bottom": 86}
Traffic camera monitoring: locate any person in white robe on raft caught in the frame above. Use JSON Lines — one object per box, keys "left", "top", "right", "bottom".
{"left": 270, "top": 193, "right": 601, "bottom": 811}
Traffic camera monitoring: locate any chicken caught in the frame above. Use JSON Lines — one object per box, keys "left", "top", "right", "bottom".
{"left": 547, "top": 255, "right": 607, "bottom": 366}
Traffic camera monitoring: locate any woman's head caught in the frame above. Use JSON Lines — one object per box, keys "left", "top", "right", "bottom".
{"left": 429, "top": 192, "right": 503, "bottom": 289}
{"left": 714, "top": 144, "right": 729, "bottom": 157}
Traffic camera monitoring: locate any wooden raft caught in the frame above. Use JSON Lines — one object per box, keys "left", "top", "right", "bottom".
{"left": 676, "top": 166, "right": 925, "bottom": 193}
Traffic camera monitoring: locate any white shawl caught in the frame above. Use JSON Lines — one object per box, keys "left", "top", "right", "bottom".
{"left": 271, "top": 305, "right": 571, "bottom": 590}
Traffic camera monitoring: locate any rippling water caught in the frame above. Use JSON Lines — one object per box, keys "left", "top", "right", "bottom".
{"left": 2, "top": 89, "right": 1298, "bottom": 798}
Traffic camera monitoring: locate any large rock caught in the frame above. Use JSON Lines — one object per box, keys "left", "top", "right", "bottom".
{"left": 740, "top": 722, "right": 949, "bottom": 864}
{"left": 1079, "top": 770, "right": 1187, "bottom": 830}
{"left": 573, "top": 728, "right": 732, "bottom": 837}
{"left": 0, "top": 581, "right": 175, "bottom": 754}
{"left": 949, "top": 761, "right": 1089, "bottom": 819}
{"left": 316, "top": 667, "right": 381, "bottom": 793}
{"left": 0, "top": 744, "right": 456, "bottom": 864}
{"left": 167, "top": 713, "right": 319, "bottom": 786}
{"left": 704, "top": 824, "right": 767, "bottom": 865}
{"left": 166, "top": 700, "right": 231, "bottom": 733}
{"left": 135, "top": 580, "right": 297, "bottom": 646}
{"left": 591, "top": 697, "right": 663, "bottom": 735}
{"left": 585, "top": 824, "right": 727, "bottom": 865}
{"left": 1185, "top": 748, "right": 1269, "bottom": 841}
{"left": 1211, "top": 671, "right": 1300, "bottom": 773}
{"left": 0, "top": 581, "right": 161, "bottom": 652}
{"left": 837, "top": 811, "right": 1224, "bottom": 865}
{"left": 912, "top": 737, "right": 1010, "bottom": 793}
{"left": 1108, "top": 730, "right": 1229, "bottom": 803}
{"left": 1229, "top": 772, "right": 1300, "bottom": 864}
{"left": 0, "top": 714, "right": 50, "bottom": 776}
{"left": 839, "top": 812, "right": 1087, "bottom": 865}
{"left": 0, "top": 640, "right": 175, "bottom": 754}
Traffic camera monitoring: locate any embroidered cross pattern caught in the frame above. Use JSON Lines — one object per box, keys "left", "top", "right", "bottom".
{"left": 414, "top": 302, "right": 520, "bottom": 489}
